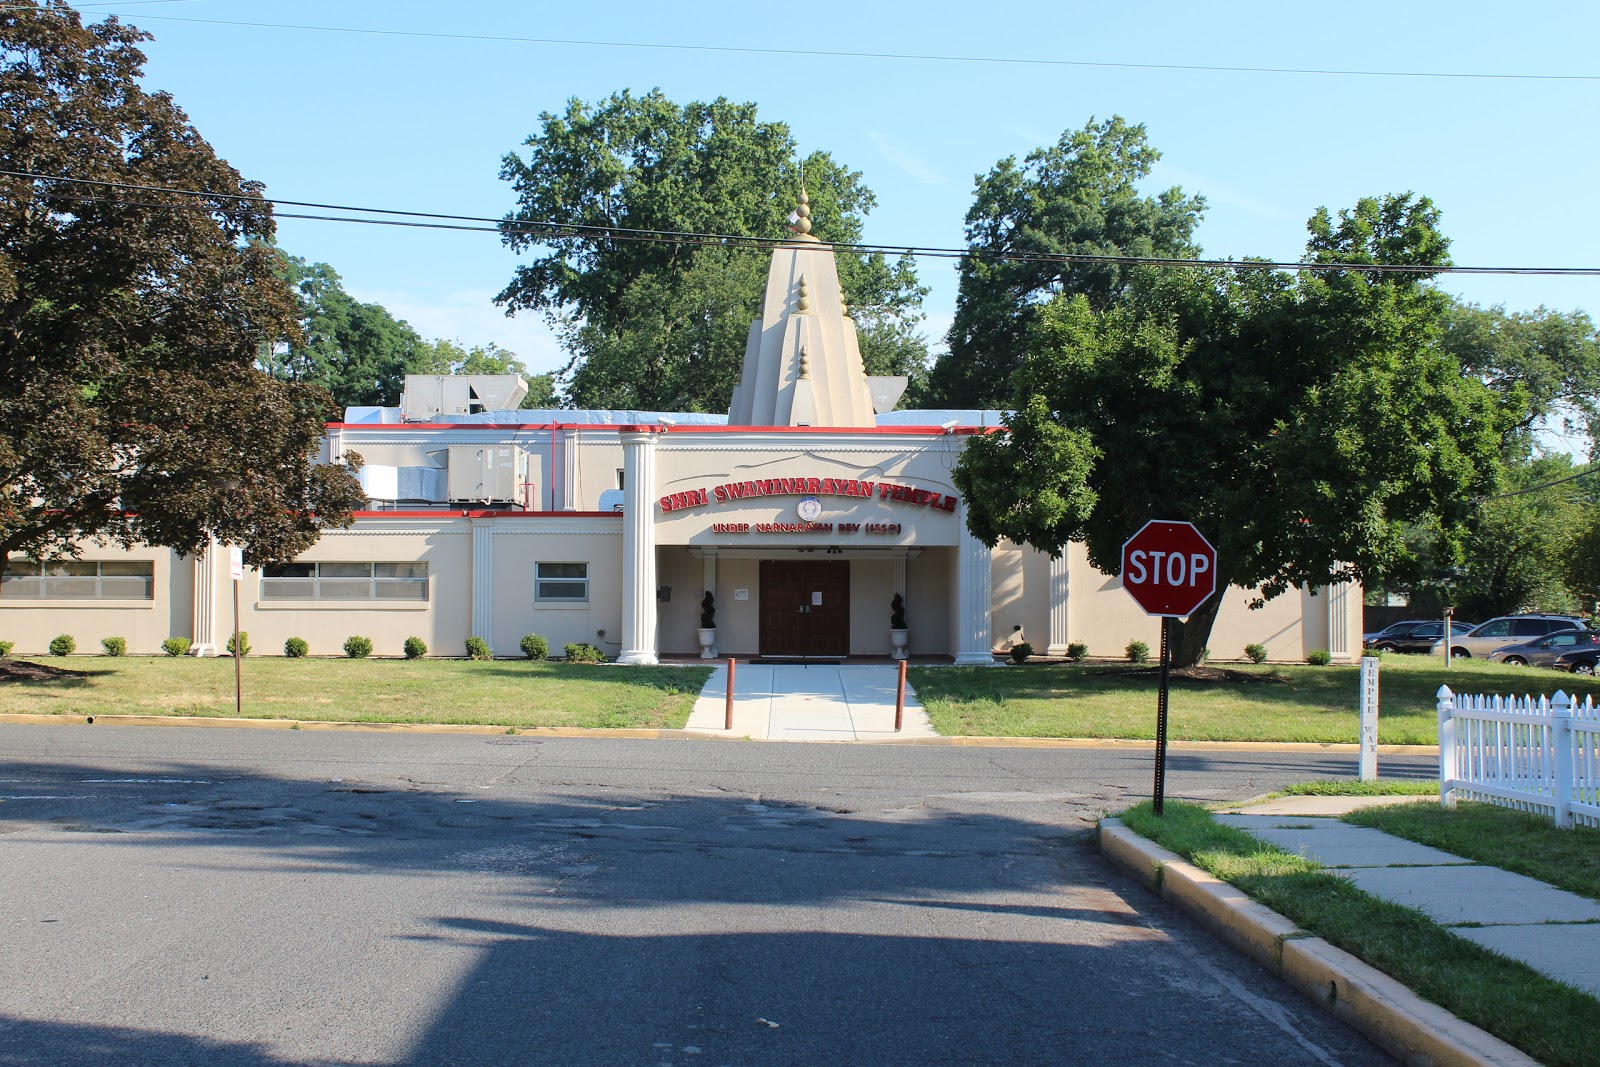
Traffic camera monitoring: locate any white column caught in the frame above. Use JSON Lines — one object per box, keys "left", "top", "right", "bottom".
{"left": 954, "top": 521, "right": 995, "bottom": 665}
{"left": 1045, "top": 549, "right": 1071, "bottom": 657}
{"left": 471, "top": 519, "right": 494, "bottom": 649}
{"left": 893, "top": 555, "right": 907, "bottom": 597}
{"left": 1327, "top": 577, "right": 1351, "bottom": 661}
{"left": 191, "top": 541, "right": 218, "bottom": 656}
{"left": 561, "top": 428, "right": 580, "bottom": 510}
{"left": 619, "top": 428, "right": 660, "bottom": 665}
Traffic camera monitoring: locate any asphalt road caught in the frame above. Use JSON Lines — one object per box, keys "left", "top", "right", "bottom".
{"left": 0, "top": 724, "right": 1432, "bottom": 1066}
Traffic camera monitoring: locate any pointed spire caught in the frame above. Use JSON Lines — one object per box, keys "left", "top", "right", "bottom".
{"left": 786, "top": 182, "right": 818, "bottom": 241}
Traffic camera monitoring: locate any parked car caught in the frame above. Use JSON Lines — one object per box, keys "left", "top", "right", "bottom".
{"left": 1363, "top": 620, "right": 1436, "bottom": 647}
{"left": 1553, "top": 647, "right": 1600, "bottom": 675}
{"left": 1373, "top": 620, "right": 1475, "bottom": 654}
{"left": 1432, "top": 614, "right": 1589, "bottom": 658}
{"left": 1485, "top": 629, "right": 1600, "bottom": 667}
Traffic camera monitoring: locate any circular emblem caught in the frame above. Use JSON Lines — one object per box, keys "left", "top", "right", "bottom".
{"left": 796, "top": 496, "right": 823, "bottom": 522}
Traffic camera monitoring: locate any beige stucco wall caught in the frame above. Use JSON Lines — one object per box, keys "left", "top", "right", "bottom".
{"left": 993, "top": 541, "right": 1363, "bottom": 662}
{"left": 484, "top": 524, "right": 622, "bottom": 658}
{"left": 227, "top": 524, "right": 473, "bottom": 659}
{"left": 0, "top": 546, "right": 182, "bottom": 656}
{"left": 650, "top": 431, "right": 966, "bottom": 549}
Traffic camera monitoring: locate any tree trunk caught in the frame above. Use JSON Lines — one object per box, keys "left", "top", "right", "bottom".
{"left": 1173, "top": 575, "right": 1231, "bottom": 667}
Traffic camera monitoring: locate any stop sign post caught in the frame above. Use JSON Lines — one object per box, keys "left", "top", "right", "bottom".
{"left": 1121, "top": 520, "right": 1218, "bottom": 816}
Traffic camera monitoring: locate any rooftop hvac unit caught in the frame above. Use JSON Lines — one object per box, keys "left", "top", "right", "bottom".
{"left": 446, "top": 445, "right": 532, "bottom": 507}
{"left": 401, "top": 375, "right": 529, "bottom": 422}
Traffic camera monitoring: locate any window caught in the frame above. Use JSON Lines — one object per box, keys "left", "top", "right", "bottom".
{"left": 260, "top": 562, "right": 428, "bottom": 601}
{"left": 1474, "top": 620, "right": 1512, "bottom": 638}
{"left": 0, "top": 560, "right": 154, "bottom": 600}
{"left": 535, "top": 562, "right": 588, "bottom": 603}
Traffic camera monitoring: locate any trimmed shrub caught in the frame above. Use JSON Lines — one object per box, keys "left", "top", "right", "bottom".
{"left": 519, "top": 633, "right": 549, "bottom": 661}
{"left": 49, "top": 634, "right": 76, "bottom": 657}
{"left": 890, "top": 593, "right": 907, "bottom": 630}
{"left": 1306, "top": 648, "right": 1332, "bottom": 666}
{"left": 162, "top": 636, "right": 191, "bottom": 657}
{"left": 1244, "top": 643, "right": 1268, "bottom": 664}
{"left": 1009, "top": 642, "right": 1033, "bottom": 664}
{"left": 1125, "top": 639, "right": 1149, "bottom": 665}
{"left": 403, "top": 636, "right": 428, "bottom": 660}
{"left": 1065, "top": 641, "right": 1089, "bottom": 662}
{"left": 284, "top": 637, "right": 309, "bottom": 658}
{"left": 0, "top": 640, "right": 12, "bottom": 657}
{"left": 465, "top": 636, "right": 493, "bottom": 661}
{"left": 226, "top": 631, "right": 251, "bottom": 657}
{"left": 563, "top": 642, "right": 604, "bottom": 663}
{"left": 343, "top": 635, "right": 373, "bottom": 659}
{"left": 100, "top": 636, "right": 127, "bottom": 657}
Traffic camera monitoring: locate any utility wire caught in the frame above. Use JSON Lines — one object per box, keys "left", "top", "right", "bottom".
{"left": 9, "top": 169, "right": 1600, "bottom": 278}
{"left": 1472, "top": 466, "right": 1600, "bottom": 504}
{"left": 19, "top": 6, "right": 1600, "bottom": 84}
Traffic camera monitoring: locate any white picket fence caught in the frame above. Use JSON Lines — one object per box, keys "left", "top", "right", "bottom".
{"left": 1436, "top": 685, "right": 1600, "bottom": 829}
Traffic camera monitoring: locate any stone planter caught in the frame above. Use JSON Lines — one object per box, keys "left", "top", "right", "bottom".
{"left": 889, "top": 628, "right": 909, "bottom": 661}
{"left": 698, "top": 627, "right": 718, "bottom": 659}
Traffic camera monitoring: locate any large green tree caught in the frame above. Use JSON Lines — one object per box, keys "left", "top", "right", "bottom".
{"left": 926, "top": 116, "right": 1206, "bottom": 409}
{"left": 954, "top": 193, "right": 1508, "bottom": 665}
{"left": 262, "top": 254, "right": 426, "bottom": 409}
{"left": 0, "top": 3, "right": 365, "bottom": 572}
{"left": 1441, "top": 301, "right": 1600, "bottom": 459}
{"left": 497, "top": 90, "right": 927, "bottom": 411}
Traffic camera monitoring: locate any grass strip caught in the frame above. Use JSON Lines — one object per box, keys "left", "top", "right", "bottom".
{"left": 913, "top": 655, "right": 1600, "bottom": 743}
{"left": 1120, "top": 800, "right": 1600, "bottom": 1067}
{"left": 0, "top": 657, "right": 712, "bottom": 730}
{"left": 1345, "top": 800, "right": 1600, "bottom": 903}
{"left": 1272, "top": 779, "right": 1439, "bottom": 797}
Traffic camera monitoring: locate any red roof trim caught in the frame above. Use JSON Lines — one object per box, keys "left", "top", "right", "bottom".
{"left": 327, "top": 422, "right": 980, "bottom": 434}
{"left": 350, "top": 510, "right": 623, "bottom": 519}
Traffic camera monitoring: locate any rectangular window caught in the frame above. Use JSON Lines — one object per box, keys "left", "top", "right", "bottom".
{"left": 535, "top": 561, "right": 588, "bottom": 603}
{"left": 0, "top": 560, "right": 154, "bottom": 600}
{"left": 260, "top": 562, "right": 428, "bottom": 601}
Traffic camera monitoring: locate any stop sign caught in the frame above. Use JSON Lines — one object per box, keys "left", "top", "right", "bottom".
{"left": 1121, "top": 520, "right": 1217, "bottom": 618}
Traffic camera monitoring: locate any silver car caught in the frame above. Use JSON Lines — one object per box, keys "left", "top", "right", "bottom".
{"left": 1485, "top": 629, "right": 1600, "bottom": 667}
{"left": 1433, "top": 614, "right": 1588, "bottom": 658}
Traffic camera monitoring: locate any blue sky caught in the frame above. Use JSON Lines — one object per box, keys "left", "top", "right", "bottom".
{"left": 87, "top": 0, "right": 1600, "bottom": 426}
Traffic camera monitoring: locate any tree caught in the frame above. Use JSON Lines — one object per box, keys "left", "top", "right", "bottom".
{"left": 953, "top": 193, "right": 1508, "bottom": 665}
{"left": 497, "top": 90, "right": 927, "bottom": 411}
{"left": 925, "top": 117, "right": 1206, "bottom": 409}
{"left": 264, "top": 254, "right": 427, "bottom": 409}
{"left": 0, "top": 4, "right": 365, "bottom": 573}
{"left": 408, "top": 339, "right": 558, "bottom": 407}
{"left": 1448, "top": 456, "right": 1584, "bottom": 618}
{"left": 1440, "top": 301, "right": 1600, "bottom": 459}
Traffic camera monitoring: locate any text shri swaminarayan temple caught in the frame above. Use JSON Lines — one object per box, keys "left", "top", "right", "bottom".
{"left": 0, "top": 192, "right": 1359, "bottom": 662}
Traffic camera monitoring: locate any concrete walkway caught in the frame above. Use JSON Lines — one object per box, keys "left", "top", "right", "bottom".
{"left": 683, "top": 663, "right": 937, "bottom": 741}
{"left": 1215, "top": 797, "right": 1600, "bottom": 998}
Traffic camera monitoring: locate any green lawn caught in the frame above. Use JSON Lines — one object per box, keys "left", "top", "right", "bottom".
{"left": 1346, "top": 800, "right": 1600, "bottom": 902}
{"left": 1120, "top": 800, "right": 1600, "bottom": 1067}
{"left": 911, "top": 655, "right": 1600, "bottom": 743}
{"left": 0, "top": 656, "right": 712, "bottom": 730}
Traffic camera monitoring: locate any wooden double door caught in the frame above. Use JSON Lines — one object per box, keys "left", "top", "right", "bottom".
{"left": 759, "top": 560, "right": 850, "bottom": 658}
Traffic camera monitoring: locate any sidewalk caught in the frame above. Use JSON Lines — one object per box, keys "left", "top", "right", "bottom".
{"left": 1214, "top": 795, "right": 1600, "bottom": 998}
{"left": 682, "top": 663, "right": 937, "bottom": 741}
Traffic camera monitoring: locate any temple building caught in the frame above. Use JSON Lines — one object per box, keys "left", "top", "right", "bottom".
{"left": 0, "top": 192, "right": 1360, "bottom": 663}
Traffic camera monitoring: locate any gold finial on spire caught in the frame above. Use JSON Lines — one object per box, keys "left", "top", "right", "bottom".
{"left": 786, "top": 176, "right": 816, "bottom": 240}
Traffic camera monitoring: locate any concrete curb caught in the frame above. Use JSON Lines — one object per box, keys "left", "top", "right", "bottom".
{"left": 0, "top": 713, "right": 1441, "bottom": 752}
{"left": 1098, "top": 819, "right": 1539, "bottom": 1067}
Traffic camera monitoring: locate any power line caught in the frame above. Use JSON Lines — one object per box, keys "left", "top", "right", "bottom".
{"left": 1473, "top": 466, "right": 1600, "bottom": 504}
{"left": 19, "top": 6, "right": 1600, "bottom": 84}
{"left": 8, "top": 169, "right": 1600, "bottom": 278}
